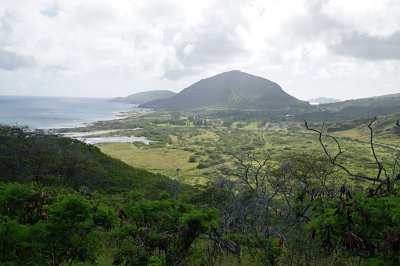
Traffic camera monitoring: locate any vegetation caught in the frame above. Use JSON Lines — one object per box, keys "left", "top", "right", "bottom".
{"left": 0, "top": 125, "right": 178, "bottom": 197}
{"left": 2, "top": 99, "right": 400, "bottom": 265}
{"left": 0, "top": 125, "right": 217, "bottom": 265}
{"left": 113, "top": 192, "right": 219, "bottom": 265}
{"left": 301, "top": 97, "right": 400, "bottom": 122}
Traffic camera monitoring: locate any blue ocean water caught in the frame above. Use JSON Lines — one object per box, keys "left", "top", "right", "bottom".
{"left": 0, "top": 95, "right": 138, "bottom": 129}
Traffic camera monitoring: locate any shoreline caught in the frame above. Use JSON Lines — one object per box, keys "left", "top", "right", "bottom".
{"left": 44, "top": 109, "right": 147, "bottom": 132}
{"left": 0, "top": 96, "right": 145, "bottom": 131}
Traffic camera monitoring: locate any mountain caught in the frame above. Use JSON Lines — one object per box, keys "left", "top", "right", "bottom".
{"left": 308, "top": 97, "right": 341, "bottom": 105}
{"left": 301, "top": 95, "right": 400, "bottom": 122}
{"left": 140, "top": 70, "right": 309, "bottom": 110}
{"left": 109, "top": 90, "right": 176, "bottom": 104}
{"left": 371, "top": 92, "right": 400, "bottom": 99}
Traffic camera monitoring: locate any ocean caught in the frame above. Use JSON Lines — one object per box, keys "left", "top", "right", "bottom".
{"left": 0, "top": 95, "right": 139, "bottom": 129}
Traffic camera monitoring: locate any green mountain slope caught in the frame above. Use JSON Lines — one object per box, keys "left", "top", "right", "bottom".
{"left": 372, "top": 92, "right": 400, "bottom": 98}
{"left": 109, "top": 90, "right": 176, "bottom": 104}
{"left": 140, "top": 70, "right": 309, "bottom": 110}
{"left": 301, "top": 95, "right": 400, "bottom": 122}
{"left": 325, "top": 111, "right": 400, "bottom": 141}
{"left": 0, "top": 125, "right": 176, "bottom": 196}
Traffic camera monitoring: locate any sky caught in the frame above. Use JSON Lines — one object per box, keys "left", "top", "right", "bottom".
{"left": 0, "top": 0, "right": 400, "bottom": 100}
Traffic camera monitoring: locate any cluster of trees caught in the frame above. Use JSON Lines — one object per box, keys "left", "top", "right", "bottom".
{"left": 0, "top": 183, "right": 219, "bottom": 265}
{"left": 1, "top": 121, "right": 400, "bottom": 265}
{"left": 1, "top": 186, "right": 105, "bottom": 264}
{"left": 196, "top": 153, "right": 226, "bottom": 169}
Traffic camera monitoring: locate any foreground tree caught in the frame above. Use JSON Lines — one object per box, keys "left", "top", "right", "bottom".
{"left": 194, "top": 150, "right": 341, "bottom": 265}
{"left": 305, "top": 118, "right": 400, "bottom": 265}
{"left": 113, "top": 192, "right": 219, "bottom": 265}
{"left": 0, "top": 183, "right": 110, "bottom": 265}
{"left": 32, "top": 193, "right": 102, "bottom": 264}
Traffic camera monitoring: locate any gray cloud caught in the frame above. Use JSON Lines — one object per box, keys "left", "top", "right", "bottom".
{"left": 0, "top": 48, "right": 34, "bottom": 70}
{"left": 176, "top": 27, "right": 248, "bottom": 66}
{"left": 163, "top": 67, "right": 200, "bottom": 80}
{"left": 331, "top": 31, "right": 400, "bottom": 60}
{"left": 282, "top": 0, "right": 344, "bottom": 42}
{"left": 168, "top": 0, "right": 250, "bottom": 79}
{"left": 0, "top": 15, "right": 13, "bottom": 46}
{"left": 0, "top": 14, "right": 34, "bottom": 70}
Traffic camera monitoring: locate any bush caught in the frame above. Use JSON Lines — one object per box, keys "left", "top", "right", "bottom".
{"left": 0, "top": 217, "right": 30, "bottom": 264}
{"left": 308, "top": 186, "right": 400, "bottom": 265}
{"left": 0, "top": 183, "right": 35, "bottom": 221}
{"left": 113, "top": 193, "right": 219, "bottom": 265}
{"left": 188, "top": 155, "right": 197, "bottom": 163}
{"left": 197, "top": 162, "right": 208, "bottom": 169}
{"left": 32, "top": 194, "right": 100, "bottom": 264}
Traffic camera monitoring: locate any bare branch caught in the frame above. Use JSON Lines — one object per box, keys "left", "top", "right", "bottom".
{"left": 304, "top": 120, "right": 382, "bottom": 183}
{"left": 303, "top": 120, "right": 333, "bottom": 162}
{"left": 367, "top": 117, "right": 387, "bottom": 181}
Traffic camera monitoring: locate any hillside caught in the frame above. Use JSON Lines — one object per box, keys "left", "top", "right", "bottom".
{"left": 301, "top": 95, "right": 400, "bottom": 122}
{"left": 0, "top": 125, "right": 176, "bottom": 196}
{"left": 109, "top": 90, "right": 176, "bottom": 104}
{"left": 325, "top": 112, "right": 400, "bottom": 143}
{"left": 140, "top": 70, "right": 310, "bottom": 110}
{"left": 371, "top": 92, "right": 400, "bottom": 98}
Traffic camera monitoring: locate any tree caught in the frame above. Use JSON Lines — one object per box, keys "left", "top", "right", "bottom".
{"left": 0, "top": 217, "right": 30, "bottom": 264}
{"left": 188, "top": 155, "right": 197, "bottom": 163}
{"left": 305, "top": 118, "right": 400, "bottom": 265}
{"left": 32, "top": 194, "right": 101, "bottom": 264}
{"left": 193, "top": 148, "right": 346, "bottom": 265}
{"left": 0, "top": 183, "right": 35, "bottom": 222}
{"left": 113, "top": 192, "right": 219, "bottom": 265}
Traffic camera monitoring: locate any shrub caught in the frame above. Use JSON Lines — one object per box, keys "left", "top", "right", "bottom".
{"left": 113, "top": 193, "right": 219, "bottom": 265}
{"left": 188, "top": 155, "right": 197, "bottom": 163}
{"left": 197, "top": 162, "right": 208, "bottom": 169}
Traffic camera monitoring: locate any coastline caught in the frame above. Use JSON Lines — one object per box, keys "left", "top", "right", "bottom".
{"left": 0, "top": 96, "right": 142, "bottom": 130}
{"left": 49, "top": 109, "right": 154, "bottom": 145}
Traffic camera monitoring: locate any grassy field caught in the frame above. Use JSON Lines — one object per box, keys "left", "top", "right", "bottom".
{"left": 98, "top": 130, "right": 399, "bottom": 186}
{"left": 56, "top": 110, "right": 399, "bottom": 185}
{"left": 96, "top": 142, "right": 215, "bottom": 185}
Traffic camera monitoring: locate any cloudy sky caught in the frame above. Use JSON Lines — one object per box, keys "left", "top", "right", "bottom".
{"left": 0, "top": 0, "right": 399, "bottom": 100}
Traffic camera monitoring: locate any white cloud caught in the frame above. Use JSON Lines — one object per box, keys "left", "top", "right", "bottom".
{"left": 0, "top": 0, "right": 399, "bottom": 99}
{"left": 322, "top": 0, "right": 400, "bottom": 37}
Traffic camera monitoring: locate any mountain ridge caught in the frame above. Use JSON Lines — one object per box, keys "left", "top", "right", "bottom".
{"left": 109, "top": 90, "right": 176, "bottom": 104}
{"left": 371, "top": 92, "right": 400, "bottom": 99}
{"left": 301, "top": 95, "right": 400, "bottom": 121}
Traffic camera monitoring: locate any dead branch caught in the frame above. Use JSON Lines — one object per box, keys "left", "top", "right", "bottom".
{"left": 304, "top": 120, "right": 382, "bottom": 183}
{"left": 367, "top": 118, "right": 387, "bottom": 181}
